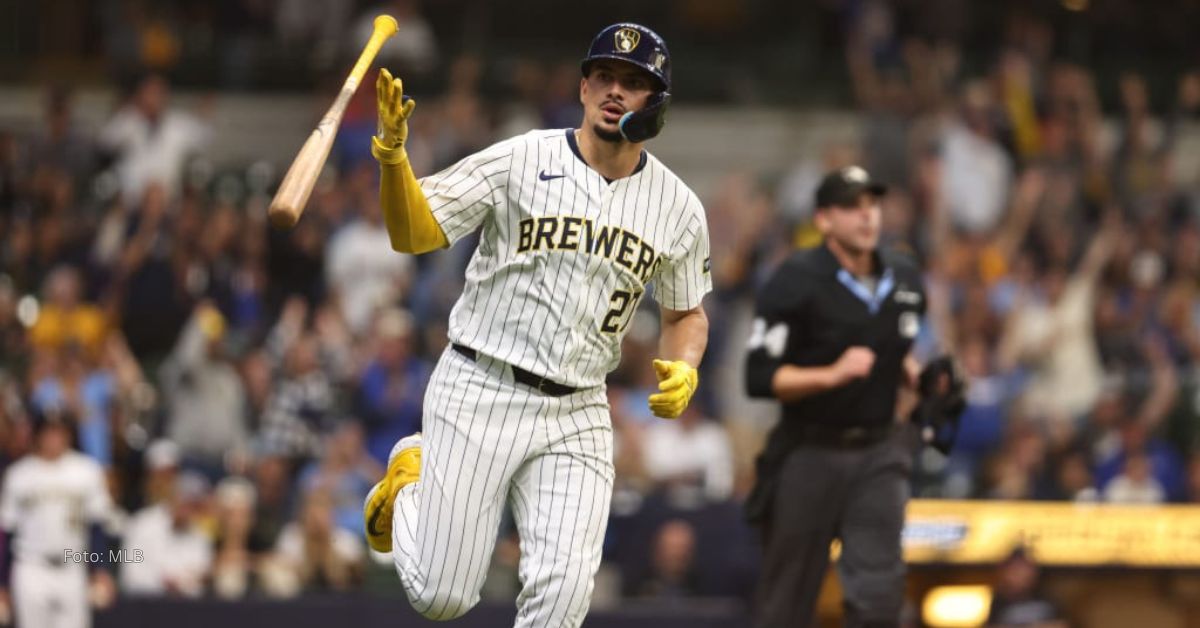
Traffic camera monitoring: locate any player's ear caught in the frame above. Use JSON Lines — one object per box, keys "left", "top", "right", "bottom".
{"left": 580, "top": 77, "right": 588, "bottom": 105}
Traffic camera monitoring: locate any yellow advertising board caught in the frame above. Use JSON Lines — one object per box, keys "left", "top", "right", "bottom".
{"left": 903, "top": 499, "right": 1200, "bottom": 567}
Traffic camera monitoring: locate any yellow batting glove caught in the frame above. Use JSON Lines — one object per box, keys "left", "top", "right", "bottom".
{"left": 372, "top": 68, "right": 417, "bottom": 162}
{"left": 648, "top": 359, "right": 698, "bottom": 419}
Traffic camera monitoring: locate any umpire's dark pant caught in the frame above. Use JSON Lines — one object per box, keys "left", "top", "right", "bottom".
{"left": 755, "top": 424, "right": 916, "bottom": 628}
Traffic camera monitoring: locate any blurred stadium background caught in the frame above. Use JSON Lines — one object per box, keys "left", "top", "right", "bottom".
{"left": 1, "top": 0, "right": 1200, "bottom": 626}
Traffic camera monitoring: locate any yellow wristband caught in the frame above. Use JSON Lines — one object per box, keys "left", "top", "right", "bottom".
{"left": 371, "top": 135, "right": 409, "bottom": 166}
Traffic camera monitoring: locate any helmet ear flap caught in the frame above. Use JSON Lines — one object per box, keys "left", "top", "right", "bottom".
{"left": 618, "top": 91, "right": 671, "bottom": 143}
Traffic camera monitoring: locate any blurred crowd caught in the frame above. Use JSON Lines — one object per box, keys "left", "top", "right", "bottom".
{"left": 0, "top": 0, "right": 1198, "bottom": 610}
{"left": 818, "top": 4, "right": 1200, "bottom": 508}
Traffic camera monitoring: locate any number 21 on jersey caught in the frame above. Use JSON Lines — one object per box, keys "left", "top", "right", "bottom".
{"left": 600, "top": 289, "right": 643, "bottom": 334}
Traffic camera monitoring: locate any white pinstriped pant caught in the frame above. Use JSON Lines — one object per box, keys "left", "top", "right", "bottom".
{"left": 13, "top": 560, "right": 89, "bottom": 628}
{"left": 391, "top": 346, "right": 614, "bottom": 626}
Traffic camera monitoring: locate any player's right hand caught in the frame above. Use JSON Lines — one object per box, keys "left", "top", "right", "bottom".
{"left": 375, "top": 68, "right": 416, "bottom": 151}
{"left": 833, "top": 346, "right": 875, "bottom": 384}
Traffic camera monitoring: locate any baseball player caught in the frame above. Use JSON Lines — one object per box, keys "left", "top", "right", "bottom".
{"left": 362, "top": 23, "right": 711, "bottom": 627}
{"left": 0, "top": 408, "right": 115, "bottom": 628}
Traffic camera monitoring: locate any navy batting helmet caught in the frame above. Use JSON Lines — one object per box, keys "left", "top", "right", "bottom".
{"left": 581, "top": 23, "right": 671, "bottom": 92}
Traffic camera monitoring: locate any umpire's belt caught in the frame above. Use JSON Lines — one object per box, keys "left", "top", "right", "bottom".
{"left": 452, "top": 343, "right": 579, "bottom": 397}
{"left": 796, "top": 423, "right": 893, "bottom": 448}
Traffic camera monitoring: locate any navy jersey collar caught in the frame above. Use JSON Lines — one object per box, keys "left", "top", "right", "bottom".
{"left": 565, "top": 128, "right": 647, "bottom": 183}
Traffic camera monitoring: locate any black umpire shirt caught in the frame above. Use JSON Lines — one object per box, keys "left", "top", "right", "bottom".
{"left": 742, "top": 244, "right": 926, "bottom": 524}
{"left": 745, "top": 243, "right": 926, "bottom": 430}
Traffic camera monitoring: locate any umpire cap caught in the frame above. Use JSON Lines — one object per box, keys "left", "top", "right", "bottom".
{"left": 581, "top": 23, "right": 671, "bottom": 92}
{"left": 815, "top": 166, "right": 887, "bottom": 209}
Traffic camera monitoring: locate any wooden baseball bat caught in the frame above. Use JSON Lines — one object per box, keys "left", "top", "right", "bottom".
{"left": 267, "top": 15, "right": 399, "bottom": 229}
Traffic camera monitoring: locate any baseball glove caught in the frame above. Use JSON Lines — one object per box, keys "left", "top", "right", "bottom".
{"left": 909, "top": 355, "right": 967, "bottom": 455}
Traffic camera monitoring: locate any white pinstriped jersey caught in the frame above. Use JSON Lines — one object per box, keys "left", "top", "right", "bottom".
{"left": 423, "top": 128, "right": 711, "bottom": 388}
{"left": 0, "top": 452, "right": 111, "bottom": 562}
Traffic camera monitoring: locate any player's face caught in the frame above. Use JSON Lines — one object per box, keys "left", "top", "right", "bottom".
{"left": 581, "top": 60, "right": 655, "bottom": 143}
{"left": 817, "top": 193, "right": 882, "bottom": 254}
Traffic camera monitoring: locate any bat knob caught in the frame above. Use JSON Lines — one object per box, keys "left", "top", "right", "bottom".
{"left": 268, "top": 205, "right": 299, "bottom": 230}
{"left": 374, "top": 15, "right": 399, "bottom": 37}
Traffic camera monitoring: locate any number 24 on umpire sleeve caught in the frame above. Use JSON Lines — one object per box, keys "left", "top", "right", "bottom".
{"left": 600, "top": 289, "right": 643, "bottom": 334}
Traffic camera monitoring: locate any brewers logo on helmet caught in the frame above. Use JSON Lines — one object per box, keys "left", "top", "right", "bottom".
{"left": 614, "top": 27, "right": 640, "bottom": 52}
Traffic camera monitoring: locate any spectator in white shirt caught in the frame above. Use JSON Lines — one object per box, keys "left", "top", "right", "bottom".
{"left": 120, "top": 472, "right": 213, "bottom": 597}
{"left": 160, "top": 303, "right": 249, "bottom": 478}
{"left": 272, "top": 488, "right": 364, "bottom": 593}
{"left": 939, "top": 80, "right": 1014, "bottom": 235}
{"left": 97, "top": 74, "right": 211, "bottom": 202}
{"left": 999, "top": 218, "right": 1117, "bottom": 426}
{"left": 641, "top": 406, "right": 735, "bottom": 506}
{"left": 1103, "top": 451, "right": 1166, "bottom": 505}
{"left": 325, "top": 175, "right": 414, "bottom": 335}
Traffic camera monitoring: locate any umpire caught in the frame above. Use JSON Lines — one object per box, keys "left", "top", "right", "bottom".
{"left": 744, "top": 166, "right": 927, "bottom": 628}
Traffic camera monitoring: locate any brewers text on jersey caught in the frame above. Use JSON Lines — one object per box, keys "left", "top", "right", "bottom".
{"left": 514, "top": 216, "right": 664, "bottom": 286}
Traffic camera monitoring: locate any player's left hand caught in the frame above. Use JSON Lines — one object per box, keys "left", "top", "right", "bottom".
{"left": 648, "top": 359, "right": 698, "bottom": 419}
